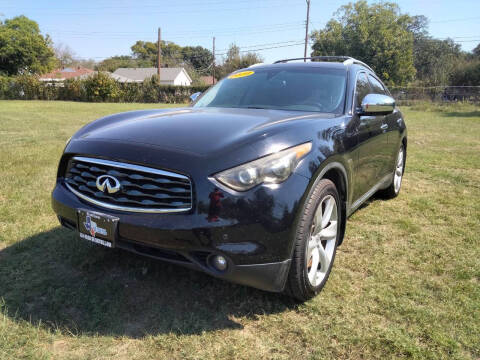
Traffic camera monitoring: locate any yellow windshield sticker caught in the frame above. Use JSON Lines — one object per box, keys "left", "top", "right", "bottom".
{"left": 228, "top": 70, "right": 254, "bottom": 79}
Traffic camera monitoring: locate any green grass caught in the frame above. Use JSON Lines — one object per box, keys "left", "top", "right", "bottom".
{"left": 0, "top": 100, "right": 479, "bottom": 359}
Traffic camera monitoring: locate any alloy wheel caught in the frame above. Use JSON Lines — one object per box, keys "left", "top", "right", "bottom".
{"left": 306, "top": 195, "right": 338, "bottom": 287}
{"left": 394, "top": 147, "right": 404, "bottom": 193}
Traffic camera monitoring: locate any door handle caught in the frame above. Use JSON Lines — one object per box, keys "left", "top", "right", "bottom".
{"left": 380, "top": 124, "right": 388, "bottom": 130}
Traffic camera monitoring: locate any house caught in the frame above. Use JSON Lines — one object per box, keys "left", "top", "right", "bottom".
{"left": 77, "top": 71, "right": 136, "bottom": 83}
{"left": 106, "top": 72, "right": 137, "bottom": 83}
{"left": 113, "top": 67, "right": 192, "bottom": 86}
{"left": 200, "top": 76, "right": 215, "bottom": 86}
{"left": 39, "top": 67, "right": 94, "bottom": 82}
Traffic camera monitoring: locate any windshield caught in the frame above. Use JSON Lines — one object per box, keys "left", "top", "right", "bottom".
{"left": 194, "top": 67, "right": 347, "bottom": 113}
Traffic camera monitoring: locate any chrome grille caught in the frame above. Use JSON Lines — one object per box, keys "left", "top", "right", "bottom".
{"left": 64, "top": 157, "right": 192, "bottom": 213}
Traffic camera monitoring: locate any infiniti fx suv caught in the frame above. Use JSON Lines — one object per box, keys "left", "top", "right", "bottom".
{"left": 52, "top": 56, "right": 407, "bottom": 301}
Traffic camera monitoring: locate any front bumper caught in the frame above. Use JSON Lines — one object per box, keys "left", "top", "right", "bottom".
{"left": 52, "top": 169, "right": 309, "bottom": 292}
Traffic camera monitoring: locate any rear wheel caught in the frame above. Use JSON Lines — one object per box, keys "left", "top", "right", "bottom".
{"left": 285, "top": 179, "right": 342, "bottom": 301}
{"left": 380, "top": 144, "right": 405, "bottom": 199}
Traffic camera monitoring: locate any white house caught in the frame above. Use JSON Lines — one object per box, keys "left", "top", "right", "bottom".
{"left": 113, "top": 67, "right": 192, "bottom": 86}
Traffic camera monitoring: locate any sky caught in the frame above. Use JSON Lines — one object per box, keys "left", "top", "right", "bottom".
{"left": 0, "top": 0, "right": 479, "bottom": 65}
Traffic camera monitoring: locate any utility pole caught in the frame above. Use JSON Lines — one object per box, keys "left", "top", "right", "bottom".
{"left": 304, "top": 0, "right": 311, "bottom": 62}
{"left": 212, "top": 37, "right": 216, "bottom": 85}
{"left": 157, "top": 27, "right": 161, "bottom": 82}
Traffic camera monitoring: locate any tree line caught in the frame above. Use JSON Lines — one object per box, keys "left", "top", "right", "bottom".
{"left": 1, "top": 3, "right": 479, "bottom": 88}
{"left": 94, "top": 41, "right": 262, "bottom": 85}
{"left": 310, "top": 1, "right": 480, "bottom": 87}
{"left": 0, "top": 15, "right": 263, "bottom": 86}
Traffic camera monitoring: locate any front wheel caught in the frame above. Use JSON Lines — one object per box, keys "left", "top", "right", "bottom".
{"left": 285, "top": 179, "right": 342, "bottom": 301}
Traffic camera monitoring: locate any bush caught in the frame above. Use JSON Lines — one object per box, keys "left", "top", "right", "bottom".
{"left": 120, "top": 83, "right": 143, "bottom": 103}
{"left": 0, "top": 74, "right": 210, "bottom": 103}
{"left": 84, "top": 72, "right": 121, "bottom": 102}
{"left": 450, "top": 61, "right": 480, "bottom": 86}
{"left": 0, "top": 75, "right": 8, "bottom": 98}
{"left": 10, "top": 75, "right": 42, "bottom": 99}
{"left": 141, "top": 76, "right": 160, "bottom": 103}
{"left": 59, "top": 78, "right": 86, "bottom": 101}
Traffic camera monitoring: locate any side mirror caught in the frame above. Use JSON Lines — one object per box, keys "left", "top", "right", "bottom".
{"left": 359, "top": 94, "right": 395, "bottom": 115}
{"left": 190, "top": 92, "right": 202, "bottom": 103}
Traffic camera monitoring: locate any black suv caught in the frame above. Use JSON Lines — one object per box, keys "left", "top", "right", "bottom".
{"left": 52, "top": 56, "right": 406, "bottom": 301}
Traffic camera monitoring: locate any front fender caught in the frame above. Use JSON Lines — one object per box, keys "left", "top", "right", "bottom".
{"left": 290, "top": 153, "right": 352, "bottom": 250}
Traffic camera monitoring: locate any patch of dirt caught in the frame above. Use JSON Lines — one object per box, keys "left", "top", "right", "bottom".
{"left": 52, "top": 340, "right": 69, "bottom": 354}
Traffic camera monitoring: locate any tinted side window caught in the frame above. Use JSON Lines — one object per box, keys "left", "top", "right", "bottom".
{"left": 355, "top": 73, "right": 370, "bottom": 106}
{"left": 368, "top": 75, "right": 386, "bottom": 95}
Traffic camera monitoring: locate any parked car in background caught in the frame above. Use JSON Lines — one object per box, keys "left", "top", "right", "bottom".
{"left": 52, "top": 56, "right": 407, "bottom": 301}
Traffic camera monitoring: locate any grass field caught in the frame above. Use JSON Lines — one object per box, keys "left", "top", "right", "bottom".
{"left": 0, "top": 100, "right": 479, "bottom": 359}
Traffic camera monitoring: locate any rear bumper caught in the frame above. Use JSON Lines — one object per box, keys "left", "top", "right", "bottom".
{"left": 52, "top": 171, "right": 309, "bottom": 292}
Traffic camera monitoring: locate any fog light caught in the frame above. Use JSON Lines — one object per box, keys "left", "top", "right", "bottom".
{"left": 211, "top": 255, "right": 228, "bottom": 271}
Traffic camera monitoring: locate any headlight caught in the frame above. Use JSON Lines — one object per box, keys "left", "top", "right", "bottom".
{"left": 214, "top": 142, "right": 312, "bottom": 191}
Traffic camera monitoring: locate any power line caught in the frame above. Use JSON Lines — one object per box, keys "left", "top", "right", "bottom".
{"left": 12, "top": 1, "right": 305, "bottom": 16}
{"left": 309, "top": 15, "right": 480, "bottom": 28}
{"left": 216, "top": 40, "right": 304, "bottom": 53}
{"left": 43, "top": 21, "right": 304, "bottom": 36}
{"left": 71, "top": 40, "right": 306, "bottom": 61}
{"left": 0, "top": 0, "right": 298, "bottom": 11}
{"left": 430, "top": 16, "right": 480, "bottom": 23}
{"left": 417, "top": 37, "right": 480, "bottom": 42}
{"left": 72, "top": 41, "right": 303, "bottom": 61}
{"left": 44, "top": 24, "right": 305, "bottom": 41}
{"left": 68, "top": 34, "right": 480, "bottom": 61}
{"left": 216, "top": 42, "right": 305, "bottom": 57}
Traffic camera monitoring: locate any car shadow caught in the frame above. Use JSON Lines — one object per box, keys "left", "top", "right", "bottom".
{"left": 0, "top": 227, "right": 298, "bottom": 338}
{"left": 353, "top": 191, "right": 389, "bottom": 213}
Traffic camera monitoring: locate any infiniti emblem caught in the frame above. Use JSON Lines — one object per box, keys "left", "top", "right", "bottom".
{"left": 96, "top": 175, "right": 121, "bottom": 194}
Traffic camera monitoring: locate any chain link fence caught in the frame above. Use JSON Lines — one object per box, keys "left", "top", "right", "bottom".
{"left": 390, "top": 86, "right": 480, "bottom": 103}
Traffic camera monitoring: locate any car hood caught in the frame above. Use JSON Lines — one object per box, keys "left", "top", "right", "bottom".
{"left": 73, "top": 107, "right": 338, "bottom": 156}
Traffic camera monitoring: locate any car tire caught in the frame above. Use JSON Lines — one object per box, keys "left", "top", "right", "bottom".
{"left": 284, "top": 179, "right": 342, "bottom": 302}
{"left": 379, "top": 144, "right": 405, "bottom": 199}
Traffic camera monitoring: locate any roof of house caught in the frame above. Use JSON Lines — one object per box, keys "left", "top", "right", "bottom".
{"left": 113, "top": 67, "right": 191, "bottom": 82}
{"left": 200, "top": 76, "right": 215, "bottom": 85}
{"left": 107, "top": 72, "right": 137, "bottom": 83}
{"left": 76, "top": 71, "right": 137, "bottom": 83}
{"left": 39, "top": 67, "right": 94, "bottom": 81}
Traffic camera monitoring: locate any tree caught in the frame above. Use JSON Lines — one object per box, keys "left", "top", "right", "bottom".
{"left": 401, "top": 16, "right": 465, "bottom": 86}
{"left": 84, "top": 71, "right": 120, "bottom": 102}
{"left": 131, "top": 40, "right": 157, "bottom": 64}
{"left": 473, "top": 43, "right": 480, "bottom": 58}
{"left": 450, "top": 60, "right": 480, "bottom": 86}
{"left": 406, "top": 15, "right": 429, "bottom": 40}
{"left": 95, "top": 40, "right": 214, "bottom": 74}
{"left": 54, "top": 42, "right": 96, "bottom": 69}
{"left": 310, "top": 1, "right": 416, "bottom": 85}
{"left": 54, "top": 43, "right": 75, "bottom": 67}
{"left": 96, "top": 55, "right": 146, "bottom": 72}
{"left": 0, "top": 15, "right": 56, "bottom": 75}
{"left": 131, "top": 40, "right": 183, "bottom": 68}
{"left": 413, "top": 37, "right": 463, "bottom": 86}
{"left": 216, "top": 44, "right": 263, "bottom": 79}
{"left": 181, "top": 46, "right": 213, "bottom": 72}
{"left": 75, "top": 58, "right": 96, "bottom": 70}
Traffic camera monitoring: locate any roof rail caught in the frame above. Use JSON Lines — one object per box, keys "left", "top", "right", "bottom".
{"left": 273, "top": 56, "right": 374, "bottom": 72}
{"left": 248, "top": 63, "right": 265, "bottom": 68}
